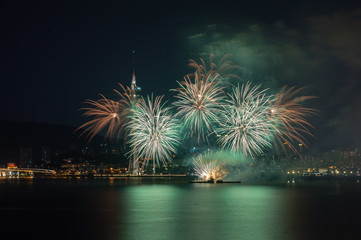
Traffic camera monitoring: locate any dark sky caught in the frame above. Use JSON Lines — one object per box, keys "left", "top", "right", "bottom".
{"left": 1, "top": 0, "right": 361, "bottom": 152}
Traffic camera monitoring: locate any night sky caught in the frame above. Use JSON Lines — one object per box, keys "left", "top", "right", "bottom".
{"left": 1, "top": 1, "right": 361, "bottom": 152}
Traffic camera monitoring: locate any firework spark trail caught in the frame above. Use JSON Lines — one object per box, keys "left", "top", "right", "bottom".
{"left": 172, "top": 73, "right": 225, "bottom": 141}
{"left": 77, "top": 84, "right": 133, "bottom": 141}
{"left": 193, "top": 154, "right": 228, "bottom": 182}
{"left": 187, "top": 54, "right": 242, "bottom": 83}
{"left": 270, "top": 86, "right": 317, "bottom": 155}
{"left": 127, "top": 95, "right": 180, "bottom": 168}
{"left": 216, "top": 83, "right": 274, "bottom": 158}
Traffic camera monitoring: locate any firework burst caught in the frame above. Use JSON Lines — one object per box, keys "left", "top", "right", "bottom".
{"left": 216, "top": 83, "right": 274, "bottom": 158}
{"left": 173, "top": 73, "right": 225, "bottom": 141}
{"left": 193, "top": 153, "right": 228, "bottom": 182}
{"left": 77, "top": 84, "right": 133, "bottom": 141}
{"left": 127, "top": 95, "right": 180, "bottom": 168}
{"left": 270, "top": 86, "right": 317, "bottom": 155}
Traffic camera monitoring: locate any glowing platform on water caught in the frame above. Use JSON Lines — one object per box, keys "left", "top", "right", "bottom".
{"left": 190, "top": 180, "right": 241, "bottom": 183}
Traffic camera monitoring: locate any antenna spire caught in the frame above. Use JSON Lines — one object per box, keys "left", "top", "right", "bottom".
{"left": 131, "top": 50, "right": 136, "bottom": 88}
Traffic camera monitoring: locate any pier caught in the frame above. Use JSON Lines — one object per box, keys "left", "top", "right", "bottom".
{"left": 0, "top": 168, "right": 55, "bottom": 177}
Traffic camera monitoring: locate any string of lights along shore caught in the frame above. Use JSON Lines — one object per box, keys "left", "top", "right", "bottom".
{"left": 78, "top": 53, "right": 316, "bottom": 179}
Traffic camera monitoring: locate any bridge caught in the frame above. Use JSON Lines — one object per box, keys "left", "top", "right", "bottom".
{"left": 0, "top": 168, "right": 56, "bottom": 177}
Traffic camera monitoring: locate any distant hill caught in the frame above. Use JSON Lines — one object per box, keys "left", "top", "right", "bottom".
{"left": 0, "top": 120, "right": 98, "bottom": 147}
{"left": 0, "top": 120, "right": 115, "bottom": 165}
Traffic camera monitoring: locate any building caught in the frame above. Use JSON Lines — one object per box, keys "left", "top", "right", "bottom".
{"left": 19, "top": 147, "right": 32, "bottom": 168}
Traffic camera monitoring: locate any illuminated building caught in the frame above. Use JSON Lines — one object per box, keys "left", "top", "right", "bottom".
{"left": 130, "top": 68, "right": 141, "bottom": 99}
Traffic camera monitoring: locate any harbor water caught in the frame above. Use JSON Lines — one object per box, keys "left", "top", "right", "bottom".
{"left": 0, "top": 177, "right": 360, "bottom": 240}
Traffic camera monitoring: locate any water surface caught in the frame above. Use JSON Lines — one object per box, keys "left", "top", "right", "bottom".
{"left": 0, "top": 178, "right": 360, "bottom": 240}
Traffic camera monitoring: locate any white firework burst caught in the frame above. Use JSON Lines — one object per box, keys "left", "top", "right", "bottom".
{"left": 127, "top": 95, "right": 180, "bottom": 168}
{"left": 172, "top": 73, "right": 225, "bottom": 141}
{"left": 193, "top": 153, "right": 228, "bottom": 182}
{"left": 216, "top": 83, "right": 274, "bottom": 158}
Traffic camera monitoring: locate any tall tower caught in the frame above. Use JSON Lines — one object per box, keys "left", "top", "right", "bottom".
{"left": 131, "top": 69, "right": 137, "bottom": 90}
{"left": 128, "top": 51, "right": 142, "bottom": 175}
{"left": 130, "top": 51, "right": 141, "bottom": 100}
{"left": 130, "top": 71, "right": 141, "bottom": 99}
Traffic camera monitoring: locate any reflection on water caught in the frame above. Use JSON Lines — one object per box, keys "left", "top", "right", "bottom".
{"left": 0, "top": 178, "right": 360, "bottom": 240}
{"left": 122, "top": 184, "right": 287, "bottom": 240}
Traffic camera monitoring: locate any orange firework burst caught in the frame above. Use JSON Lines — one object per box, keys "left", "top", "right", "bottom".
{"left": 270, "top": 86, "right": 318, "bottom": 156}
{"left": 77, "top": 83, "right": 133, "bottom": 141}
{"left": 187, "top": 54, "right": 242, "bottom": 82}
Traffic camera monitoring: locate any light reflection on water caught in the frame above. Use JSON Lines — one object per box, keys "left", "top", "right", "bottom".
{"left": 122, "top": 184, "right": 287, "bottom": 240}
{"left": 0, "top": 178, "right": 360, "bottom": 240}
